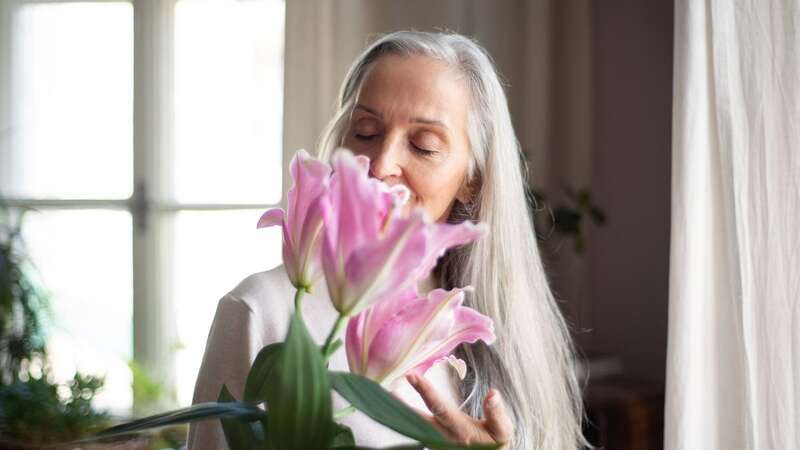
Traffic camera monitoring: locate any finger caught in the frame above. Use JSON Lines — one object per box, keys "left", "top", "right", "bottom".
{"left": 408, "top": 404, "right": 438, "bottom": 426}
{"left": 482, "top": 388, "right": 514, "bottom": 443}
{"left": 388, "top": 386, "right": 446, "bottom": 435}
{"left": 406, "top": 373, "right": 465, "bottom": 432}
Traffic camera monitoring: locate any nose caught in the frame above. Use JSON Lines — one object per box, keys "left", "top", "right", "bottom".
{"left": 368, "top": 134, "right": 404, "bottom": 181}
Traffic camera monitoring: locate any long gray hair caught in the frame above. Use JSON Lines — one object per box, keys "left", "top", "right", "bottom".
{"left": 317, "top": 31, "right": 584, "bottom": 450}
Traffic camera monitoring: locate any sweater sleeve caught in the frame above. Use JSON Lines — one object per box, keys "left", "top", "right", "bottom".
{"left": 187, "top": 293, "right": 267, "bottom": 450}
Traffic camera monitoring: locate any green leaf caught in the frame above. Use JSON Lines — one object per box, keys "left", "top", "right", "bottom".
{"left": 329, "top": 372, "right": 442, "bottom": 445}
{"left": 218, "top": 385, "right": 265, "bottom": 450}
{"left": 330, "top": 372, "right": 498, "bottom": 450}
{"left": 329, "top": 422, "right": 355, "bottom": 447}
{"left": 590, "top": 206, "right": 607, "bottom": 225}
{"left": 80, "top": 401, "right": 265, "bottom": 443}
{"left": 266, "top": 313, "right": 334, "bottom": 450}
{"left": 244, "top": 342, "right": 285, "bottom": 402}
{"left": 331, "top": 446, "right": 425, "bottom": 450}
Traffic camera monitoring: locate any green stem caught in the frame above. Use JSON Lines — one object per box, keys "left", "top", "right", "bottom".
{"left": 321, "top": 314, "right": 348, "bottom": 362}
{"left": 333, "top": 405, "right": 356, "bottom": 420}
{"left": 294, "top": 288, "right": 305, "bottom": 315}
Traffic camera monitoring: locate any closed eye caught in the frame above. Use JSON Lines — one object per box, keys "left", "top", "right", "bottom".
{"left": 355, "top": 133, "right": 378, "bottom": 141}
{"left": 411, "top": 143, "right": 435, "bottom": 157}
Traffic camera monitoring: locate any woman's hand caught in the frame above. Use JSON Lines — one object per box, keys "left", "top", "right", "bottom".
{"left": 405, "top": 373, "right": 513, "bottom": 449}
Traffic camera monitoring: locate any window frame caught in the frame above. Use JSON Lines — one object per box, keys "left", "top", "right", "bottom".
{"left": 0, "top": 0, "right": 289, "bottom": 410}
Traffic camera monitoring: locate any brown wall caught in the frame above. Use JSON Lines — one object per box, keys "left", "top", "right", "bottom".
{"left": 585, "top": 0, "right": 674, "bottom": 383}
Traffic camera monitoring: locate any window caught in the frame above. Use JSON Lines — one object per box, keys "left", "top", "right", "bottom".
{"left": 1, "top": 0, "right": 286, "bottom": 412}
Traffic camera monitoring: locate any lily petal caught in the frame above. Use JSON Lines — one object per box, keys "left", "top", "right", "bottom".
{"left": 322, "top": 150, "right": 402, "bottom": 312}
{"left": 262, "top": 150, "right": 332, "bottom": 290}
{"left": 408, "top": 305, "right": 496, "bottom": 378}
{"left": 364, "top": 289, "right": 463, "bottom": 384}
{"left": 346, "top": 287, "right": 495, "bottom": 387}
{"left": 257, "top": 208, "right": 284, "bottom": 229}
{"left": 325, "top": 150, "right": 392, "bottom": 260}
{"left": 414, "top": 221, "right": 486, "bottom": 281}
{"left": 321, "top": 149, "right": 485, "bottom": 323}
{"left": 339, "top": 212, "right": 428, "bottom": 315}
{"left": 345, "top": 287, "right": 417, "bottom": 378}
{"left": 431, "top": 355, "right": 468, "bottom": 380}
{"left": 286, "top": 149, "right": 331, "bottom": 243}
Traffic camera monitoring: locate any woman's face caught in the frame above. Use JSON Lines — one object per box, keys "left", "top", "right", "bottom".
{"left": 342, "top": 54, "right": 473, "bottom": 222}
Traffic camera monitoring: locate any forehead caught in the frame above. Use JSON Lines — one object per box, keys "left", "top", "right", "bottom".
{"left": 356, "top": 54, "right": 470, "bottom": 128}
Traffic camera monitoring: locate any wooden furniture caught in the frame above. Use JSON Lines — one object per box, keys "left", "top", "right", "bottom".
{"left": 583, "top": 377, "right": 665, "bottom": 450}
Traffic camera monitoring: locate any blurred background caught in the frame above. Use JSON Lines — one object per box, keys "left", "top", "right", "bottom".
{"left": 0, "top": 0, "right": 672, "bottom": 448}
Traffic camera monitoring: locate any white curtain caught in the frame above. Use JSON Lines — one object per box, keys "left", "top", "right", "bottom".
{"left": 666, "top": 1, "right": 799, "bottom": 449}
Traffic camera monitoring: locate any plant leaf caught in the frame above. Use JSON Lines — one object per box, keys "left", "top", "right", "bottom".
{"left": 244, "top": 342, "right": 285, "bottom": 402}
{"left": 331, "top": 446, "right": 425, "bottom": 450}
{"left": 266, "top": 313, "right": 334, "bottom": 450}
{"left": 80, "top": 401, "right": 265, "bottom": 443}
{"left": 329, "top": 422, "right": 355, "bottom": 447}
{"left": 330, "top": 372, "right": 499, "bottom": 450}
{"left": 218, "top": 385, "right": 265, "bottom": 450}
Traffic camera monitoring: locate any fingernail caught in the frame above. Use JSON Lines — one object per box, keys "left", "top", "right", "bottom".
{"left": 406, "top": 373, "right": 417, "bottom": 384}
{"left": 488, "top": 389, "right": 501, "bottom": 405}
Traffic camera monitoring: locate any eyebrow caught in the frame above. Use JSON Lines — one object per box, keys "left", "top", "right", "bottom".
{"left": 354, "top": 104, "right": 450, "bottom": 131}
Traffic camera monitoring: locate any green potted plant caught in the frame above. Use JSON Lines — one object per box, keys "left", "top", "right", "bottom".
{"left": 0, "top": 203, "right": 148, "bottom": 449}
{"left": 528, "top": 186, "right": 607, "bottom": 253}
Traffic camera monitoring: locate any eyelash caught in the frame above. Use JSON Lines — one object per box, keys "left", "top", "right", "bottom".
{"left": 354, "top": 134, "right": 436, "bottom": 157}
{"left": 411, "top": 144, "right": 435, "bottom": 157}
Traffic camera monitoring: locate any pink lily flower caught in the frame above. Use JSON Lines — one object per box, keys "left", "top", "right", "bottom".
{"left": 257, "top": 149, "right": 331, "bottom": 290}
{"left": 345, "top": 287, "right": 496, "bottom": 387}
{"left": 320, "top": 149, "right": 484, "bottom": 316}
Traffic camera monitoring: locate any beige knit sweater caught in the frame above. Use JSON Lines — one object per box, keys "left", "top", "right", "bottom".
{"left": 187, "top": 265, "right": 461, "bottom": 449}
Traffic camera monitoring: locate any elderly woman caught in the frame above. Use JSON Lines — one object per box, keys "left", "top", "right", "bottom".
{"left": 189, "top": 31, "right": 584, "bottom": 450}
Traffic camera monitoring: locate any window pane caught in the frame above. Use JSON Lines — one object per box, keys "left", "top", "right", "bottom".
{"left": 9, "top": 3, "right": 133, "bottom": 200}
{"left": 174, "top": 0, "right": 285, "bottom": 204}
{"left": 20, "top": 210, "right": 133, "bottom": 412}
{"left": 172, "top": 210, "right": 281, "bottom": 405}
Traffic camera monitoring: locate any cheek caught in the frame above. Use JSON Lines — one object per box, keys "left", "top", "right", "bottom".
{"left": 405, "top": 164, "right": 465, "bottom": 209}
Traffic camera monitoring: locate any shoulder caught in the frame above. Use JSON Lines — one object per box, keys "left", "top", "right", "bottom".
{"left": 219, "top": 265, "right": 336, "bottom": 344}
{"left": 217, "top": 265, "right": 296, "bottom": 342}
{"left": 228, "top": 265, "right": 294, "bottom": 309}
{"left": 229, "top": 263, "right": 292, "bottom": 299}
